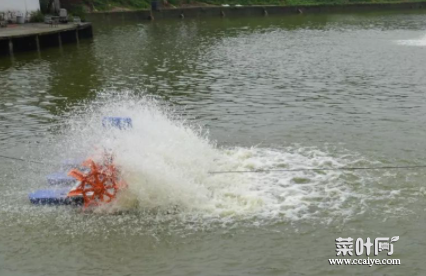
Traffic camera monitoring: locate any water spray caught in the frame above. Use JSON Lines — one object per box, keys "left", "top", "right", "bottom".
{"left": 28, "top": 117, "right": 132, "bottom": 208}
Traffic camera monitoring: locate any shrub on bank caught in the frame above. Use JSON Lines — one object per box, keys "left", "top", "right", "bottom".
{"left": 90, "top": 0, "right": 150, "bottom": 10}
{"left": 40, "top": 0, "right": 426, "bottom": 13}
{"left": 30, "top": 10, "right": 45, "bottom": 22}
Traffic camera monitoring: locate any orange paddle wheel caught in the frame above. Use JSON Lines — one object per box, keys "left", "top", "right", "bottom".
{"left": 67, "top": 157, "right": 126, "bottom": 208}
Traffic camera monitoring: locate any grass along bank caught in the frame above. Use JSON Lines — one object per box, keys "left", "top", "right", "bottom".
{"left": 60, "top": 0, "right": 426, "bottom": 12}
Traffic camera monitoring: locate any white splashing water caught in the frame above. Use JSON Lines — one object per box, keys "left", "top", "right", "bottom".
{"left": 52, "top": 92, "right": 387, "bottom": 226}
{"left": 396, "top": 35, "right": 426, "bottom": 46}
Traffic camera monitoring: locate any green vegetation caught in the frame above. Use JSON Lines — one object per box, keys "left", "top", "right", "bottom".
{"left": 39, "top": 0, "right": 50, "bottom": 13}
{"left": 30, "top": 10, "right": 45, "bottom": 22}
{"left": 69, "top": 4, "right": 87, "bottom": 21}
{"left": 201, "top": 0, "right": 286, "bottom": 4}
{"left": 86, "top": 0, "right": 287, "bottom": 10}
{"left": 90, "top": 0, "right": 150, "bottom": 10}
{"left": 42, "top": 0, "right": 426, "bottom": 13}
{"left": 191, "top": 0, "right": 426, "bottom": 5}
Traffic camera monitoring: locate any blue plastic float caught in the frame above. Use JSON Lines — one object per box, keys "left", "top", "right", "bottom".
{"left": 29, "top": 117, "right": 132, "bottom": 206}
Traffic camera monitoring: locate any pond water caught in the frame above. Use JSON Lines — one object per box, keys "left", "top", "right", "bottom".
{"left": 1, "top": 9, "right": 426, "bottom": 276}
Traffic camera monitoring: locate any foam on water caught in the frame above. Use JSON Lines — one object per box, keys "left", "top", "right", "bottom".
{"left": 51, "top": 91, "right": 383, "bottom": 227}
{"left": 396, "top": 35, "right": 426, "bottom": 46}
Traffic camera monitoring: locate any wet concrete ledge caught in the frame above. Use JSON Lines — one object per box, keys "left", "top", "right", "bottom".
{"left": 89, "top": 1, "right": 426, "bottom": 20}
{"left": 0, "top": 23, "right": 93, "bottom": 56}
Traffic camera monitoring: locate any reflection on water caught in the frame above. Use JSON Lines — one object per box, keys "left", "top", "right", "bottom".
{"left": 1, "top": 10, "right": 426, "bottom": 276}
{"left": 1, "top": 11, "right": 426, "bottom": 151}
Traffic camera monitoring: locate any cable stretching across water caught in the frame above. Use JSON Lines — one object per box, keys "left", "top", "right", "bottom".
{"left": 1, "top": 154, "right": 426, "bottom": 173}
{"left": 0, "top": 154, "right": 48, "bottom": 165}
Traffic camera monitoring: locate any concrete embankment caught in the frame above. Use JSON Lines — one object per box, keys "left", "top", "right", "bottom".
{"left": 0, "top": 22, "right": 93, "bottom": 56}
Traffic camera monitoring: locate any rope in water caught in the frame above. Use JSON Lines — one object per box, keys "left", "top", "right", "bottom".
{"left": 0, "top": 154, "right": 47, "bottom": 165}
{"left": 1, "top": 154, "right": 425, "bottom": 174}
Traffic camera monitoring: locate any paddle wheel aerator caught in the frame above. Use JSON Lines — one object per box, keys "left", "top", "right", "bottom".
{"left": 28, "top": 117, "right": 131, "bottom": 208}
{"left": 67, "top": 158, "right": 124, "bottom": 208}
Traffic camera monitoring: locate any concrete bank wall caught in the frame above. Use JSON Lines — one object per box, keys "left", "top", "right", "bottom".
{"left": 88, "top": 2, "right": 426, "bottom": 21}
{"left": 0, "top": 23, "right": 93, "bottom": 56}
